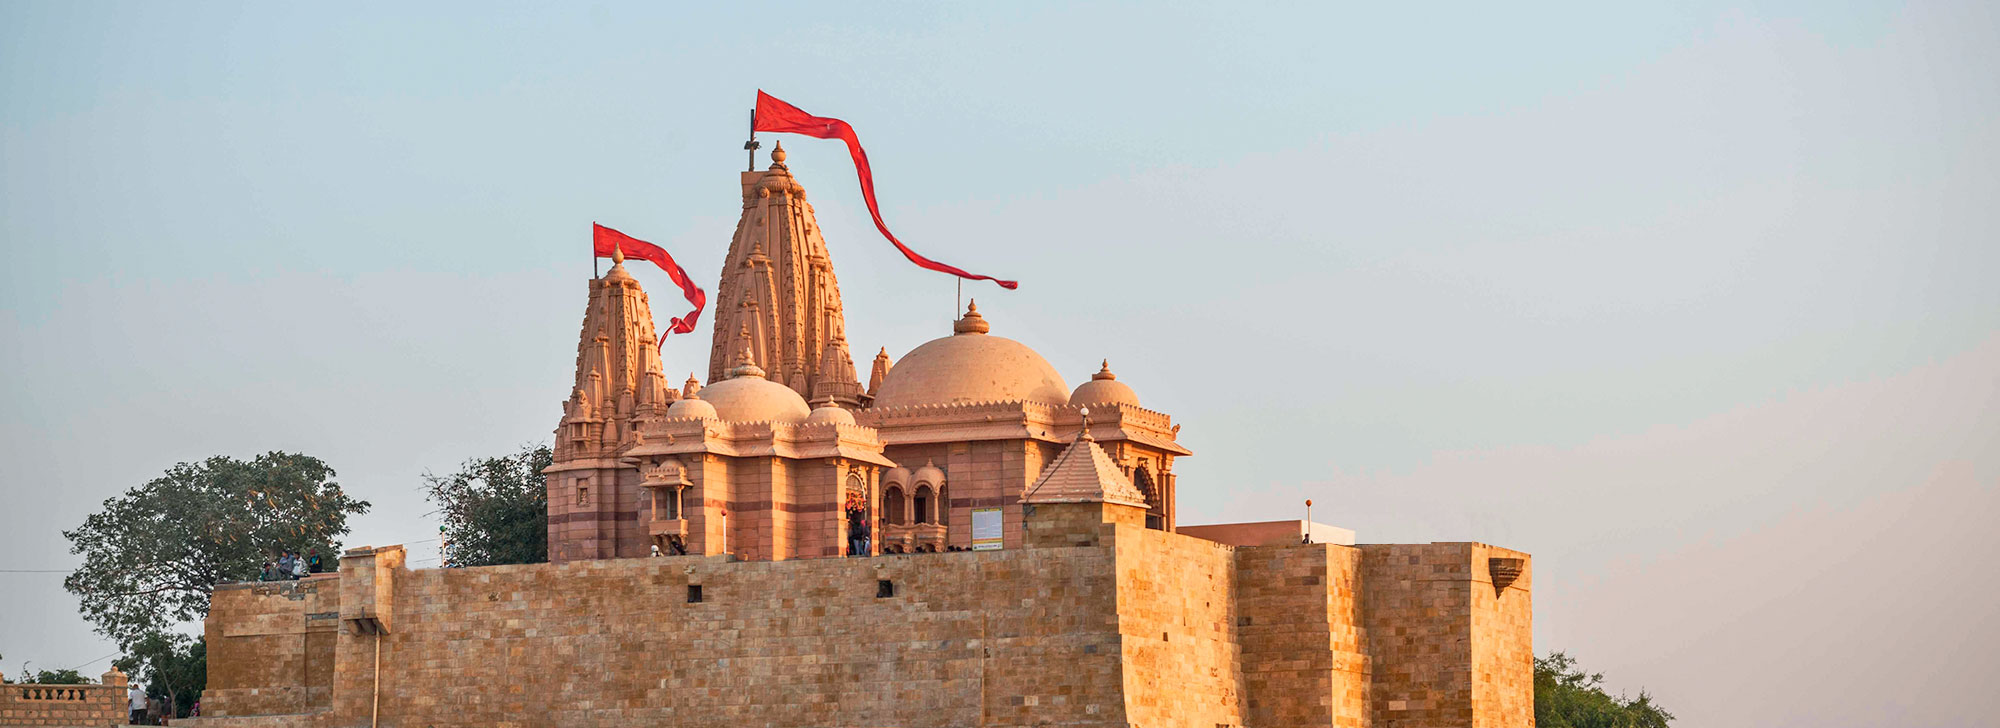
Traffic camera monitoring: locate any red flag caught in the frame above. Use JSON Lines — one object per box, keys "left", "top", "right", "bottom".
{"left": 593, "top": 223, "right": 707, "bottom": 345}
{"left": 753, "top": 90, "right": 1019, "bottom": 290}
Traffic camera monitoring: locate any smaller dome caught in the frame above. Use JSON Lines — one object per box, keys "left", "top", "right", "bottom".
{"left": 912, "top": 460, "right": 945, "bottom": 487}
{"left": 883, "top": 466, "right": 911, "bottom": 486}
{"left": 806, "top": 405, "right": 855, "bottom": 426}
{"left": 698, "top": 376, "right": 810, "bottom": 423}
{"left": 666, "top": 397, "right": 717, "bottom": 420}
{"left": 695, "top": 323, "right": 812, "bottom": 423}
{"left": 1070, "top": 360, "right": 1139, "bottom": 408}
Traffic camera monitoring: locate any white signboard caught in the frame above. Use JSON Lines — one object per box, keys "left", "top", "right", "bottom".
{"left": 971, "top": 507, "right": 1003, "bottom": 551}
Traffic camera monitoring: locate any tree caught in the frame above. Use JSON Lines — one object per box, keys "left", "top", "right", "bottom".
{"left": 63, "top": 452, "right": 370, "bottom": 648}
{"left": 424, "top": 444, "right": 551, "bottom": 567}
{"left": 1536, "top": 651, "right": 1674, "bottom": 728}
{"left": 116, "top": 632, "right": 206, "bottom": 718}
{"left": 18, "top": 667, "right": 88, "bottom": 685}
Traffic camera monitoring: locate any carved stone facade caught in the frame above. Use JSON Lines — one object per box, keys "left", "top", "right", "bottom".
{"left": 707, "top": 142, "right": 862, "bottom": 408}
{"left": 545, "top": 253, "right": 678, "bottom": 561}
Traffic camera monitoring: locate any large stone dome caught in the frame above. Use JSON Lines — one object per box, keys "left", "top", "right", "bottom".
{"left": 873, "top": 302, "right": 1070, "bottom": 409}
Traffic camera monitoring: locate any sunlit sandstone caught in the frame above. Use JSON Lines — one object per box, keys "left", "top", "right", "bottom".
{"left": 188, "top": 147, "right": 1533, "bottom": 728}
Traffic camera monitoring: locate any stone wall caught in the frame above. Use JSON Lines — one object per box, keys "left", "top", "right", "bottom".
{"left": 199, "top": 526, "right": 1530, "bottom": 727}
{"left": 1471, "top": 545, "right": 1534, "bottom": 728}
{"left": 1113, "top": 525, "right": 1244, "bottom": 728}
{"left": 1357, "top": 543, "right": 1539, "bottom": 728}
{"left": 204, "top": 574, "right": 341, "bottom": 717}
{"left": 1235, "top": 543, "right": 1371, "bottom": 728}
{"left": 0, "top": 669, "right": 129, "bottom": 727}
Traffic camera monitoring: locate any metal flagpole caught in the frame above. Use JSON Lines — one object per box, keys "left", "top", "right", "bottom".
{"left": 744, "top": 109, "right": 761, "bottom": 172}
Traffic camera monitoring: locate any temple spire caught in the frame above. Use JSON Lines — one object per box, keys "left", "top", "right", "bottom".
{"left": 709, "top": 144, "right": 857, "bottom": 399}
{"left": 553, "top": 257, "right": 667, "bottom": 466}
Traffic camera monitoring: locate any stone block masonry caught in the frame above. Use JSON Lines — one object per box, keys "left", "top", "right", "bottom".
{"left": 194, "top": 524, "right": 1529, "bottom": 727}
{"left": 0, "top": 667, "right": 129, "bottom": 727}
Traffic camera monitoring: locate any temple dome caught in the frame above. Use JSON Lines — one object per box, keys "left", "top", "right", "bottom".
{"left": 665, "top": 397, "right": 717, "bottom": 420}
{"left": 698, "top": 374, "right": 811, "bottom": 423}
{"left": 1069, "top": 360, "right": 1139, "bottom": 408}
{"left": 805, "top": 404, "right": 855, "bottom": 426}
{"left": 872, "top": 301, "right": 1070, "bottom": 409}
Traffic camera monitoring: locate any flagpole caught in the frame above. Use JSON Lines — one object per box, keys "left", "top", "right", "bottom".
{"left": 593, "top": 224, "right": 600, "bottom": 279}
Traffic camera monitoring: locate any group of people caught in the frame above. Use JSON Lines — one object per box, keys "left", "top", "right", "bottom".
{"left": 128, "top": 685, "right": 195, "bottom": 725}
{"left": 258, "top": 549, "right": 325, "bottom": 581}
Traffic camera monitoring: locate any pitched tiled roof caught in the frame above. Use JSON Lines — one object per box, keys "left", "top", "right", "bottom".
{"left": 1023, "top": 432, "right": 1149, "bottom": 508}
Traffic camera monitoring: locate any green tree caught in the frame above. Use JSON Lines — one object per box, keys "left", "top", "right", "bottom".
{"left": 115, "top": 632, "right": 206, "bottom": 719}
{"left": 424, "top": 444, "right": 551, "bottom": 567}
{"left": 63, "top": 452, "right": 370, "bottom": 648}
{"left": 1536, "top": 651, "right": 1674, "bottom": 728}
{"left": 18, "top": 667, "right": 88, "bottom": 685}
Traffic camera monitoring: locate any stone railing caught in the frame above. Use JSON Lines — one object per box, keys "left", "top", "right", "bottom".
{"left": 0, "top": 668, "right": 130, "bottom": 727}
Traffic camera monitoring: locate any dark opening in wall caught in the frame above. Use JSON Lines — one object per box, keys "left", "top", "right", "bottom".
{"left": 876, "top": 579, "right": 895, "bottom": 598}
{"left": 686, "top": 584, "right": 703, "bottom": 603}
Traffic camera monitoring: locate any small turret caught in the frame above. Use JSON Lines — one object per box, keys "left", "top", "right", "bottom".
{"left": 868, "top": 347, "right": 892, "bottom": 398}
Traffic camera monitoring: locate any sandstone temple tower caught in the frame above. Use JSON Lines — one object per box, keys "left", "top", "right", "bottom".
{"left": 544, "top": 250, "right": 677, "bottom": 561}
{"left": 708, "top": 141, "right": 864, "bottom": 408}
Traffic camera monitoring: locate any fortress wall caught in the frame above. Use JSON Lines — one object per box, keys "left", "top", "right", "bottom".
{"left": 1360, "top": 543, "right": 1476, "bottom": 726}
{"left": 1235, "top": 543, "right": 1371, "bottom": 728}
{"left": 1357, "top": 543, "right": 1536, "bottom": 728}
{"left": 1112, "top": 524, "right": 1244, "bottom": 728}
{"left": 318, "top": 546, "right": 1131, "bottom": 728}
{"left": 203, "top": 574, "right": 341, "bottom": 717}
{"left": 1470, "top": 544, "right": 1534, "bottom": 728}
{"left": 199, "top": 531, "right": 1530, "bottom": 728}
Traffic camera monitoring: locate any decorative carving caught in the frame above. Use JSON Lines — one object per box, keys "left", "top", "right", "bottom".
{"left": 710, "top": 147, "right": 858, "bottom": 401}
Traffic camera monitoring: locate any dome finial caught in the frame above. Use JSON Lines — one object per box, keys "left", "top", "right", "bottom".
{"left": 1094, "top": 359, "right": 1115, "bottom": 380}
{"left": 612, "top": 244, "right": 625, "bottom": 264}
{"left": 770, "top": 140, "right": 787, "bottom": 166}
{"left": 953, "top": 299, "right": 989, "bottom": 335}
{"left": 728, "top": 323, "right": 766, "bottom": 379}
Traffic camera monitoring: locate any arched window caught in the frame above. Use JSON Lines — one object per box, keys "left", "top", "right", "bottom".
{"left": 885, "top": 485, "right": 906, "bottom": 525}
{"left": 914, "top": 485, "right": 933, "bottom": 525}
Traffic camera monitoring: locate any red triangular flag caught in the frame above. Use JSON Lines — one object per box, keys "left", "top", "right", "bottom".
{"left": 753, "top": 90, "right": 1018, "bottom": 290}
{"left": 592, "top": 223, "right": 707, "bottom": 345}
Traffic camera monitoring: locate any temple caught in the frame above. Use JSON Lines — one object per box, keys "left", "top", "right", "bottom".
{"left": 187, "top": 144, "right": 1535, "bottom": 728}
{"left": 546, "top": 144, "right": 1187, "bottom": 563}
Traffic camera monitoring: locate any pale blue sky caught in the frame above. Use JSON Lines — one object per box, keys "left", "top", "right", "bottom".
{"left": 3, "top": 3, "right": 1995, "bottom": 725}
